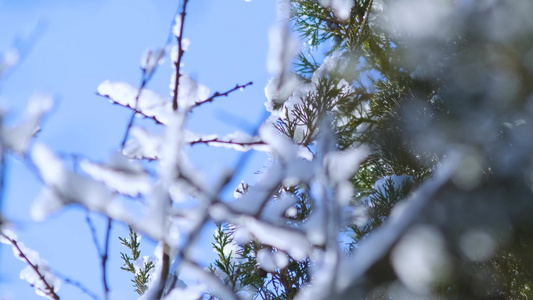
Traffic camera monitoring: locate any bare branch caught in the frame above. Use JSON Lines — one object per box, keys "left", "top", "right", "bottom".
{"left": 98, "top": 95, "right": 165, "bottom": 125}
{"left": 172, "top": 0, "right": 191, "bottom": 111}
{"left": 85, "top": 209, "right": 103, "bottom": 257}
{"left": 155, "top": 244, "right": 171, "bottom": 299}
{"left": 101, "top": 217, "right": 112, "bottom": 300}
{"left": 120, "top": 82, "right": 148, "bottom": 150}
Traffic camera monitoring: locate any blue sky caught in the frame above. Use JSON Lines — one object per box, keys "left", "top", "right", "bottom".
{"left": 0, "top": 0, "right": 276, "bottom": 298}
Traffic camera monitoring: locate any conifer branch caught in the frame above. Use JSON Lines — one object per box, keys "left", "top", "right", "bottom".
{"left": 119, "top": 227, "right": 154, "bottom": 295}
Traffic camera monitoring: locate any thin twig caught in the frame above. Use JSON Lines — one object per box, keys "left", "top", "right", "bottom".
{"left": 1, "top": 233, "right": 60, "bottom": 300}
{"left": 85, "top": 210, "right": 103, "bottom": 255}
{"left": 0, "top": 149, "right": 5, "bottom": 219}
{"left": 192, "top": 82, "right": 253, "bottom": 109}
{"left": 52, "top": 269, "right": 100, "bottom": 300}
{"left": 98, "top": 95, "right": 165, "bottom": 124}
{"left": 189, "top": 137, "right": 266, "bottom": 148}
{"left": 120, "top": 81, "right": 147, "bottom": 150}
{"left": 101, "top": 217, "right": 112, "bottom": 300}
{"left": 172, "top": 0, "right": 190, "bottom": 111}
{"left": 0, "top": 20, "right": 47, "bottom": 89}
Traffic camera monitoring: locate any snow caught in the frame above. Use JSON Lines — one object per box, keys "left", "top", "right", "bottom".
{"left": 318, "top": 0, "right": 354, "bottom": 21}
{"left": 386, "top": 0, "right": 453, "bottom": 39}
{"left": 80, "top": 152, "right": 151, "bottom": 197}
{"left": 172, "top": 14, "right": 182, "bottom": 38}
{"left": 0, "top": 228, "right": 17, "bottom": 242}
{"left": 32, "top": 144, "right": 68, "bottom": 187}
{"left": 3, "top": 48, "right": 20, "bottom": 66}
{"left": 459, "top": 229, "right": 497, "bottom": 262}
{"left": 137, "top": 183, "right": 173, "bottom": 242}
{"left": 373, "top": 174, "right": 414, "bottom": 192}
{"left": 168, "top": 73, "right": 210, "bottom": 110}
{"left": 97, "top": 80, "right": 172, "bottom": 124}
{"left": 226, "top": 161, "right": 285, "bottom": 215}
{"left": 266, "top": 25, "right": 299, "bottom": 77}
{"left": 324, "top": 146, "right": 369, "bottom": 184}
{"left": 240, "top": 216, "right": 310, "bottom": 261}
{"left": 303, "top": 207, "right": 326, "bottom": 246}
{"left": 335, "top": 181, "right": 355, "bottom": 207}
{"left": 259, "top": 125, "right": 297, "bottom": 162}
{"left": 285, "top": 206, "right": 297, "bottom": 217}
{"left": 182, "top": 38, "right": 191, "bottom": 51}
{"left": 233, "top": 182, "right": 248, "bottom": 199}
{"left": 264, "top": 74, "right": 300, "bottom": 111}
{"left": 2, "top": 93, "right": 53, "bottom": 154}
{"left": 334, "top": 152, "right": 462, "bottom": 294}
{"left": 391, "top": 225, "right": 451, "bottom": 295}
{"left": 182, "top": 260, "right": 238, "bottom": 300}
{"left": 256, "top": 249, "right": 289, "bottom": 272}
{"left": 163, "top": 284, "right": 206, "bottom": 300}
{"left": 30, "top": 189, "right": 65, "bottom": 222}
{"left": 124, "top": 126, "right": 268, "bottom": 160}
{"left": 141, "top": 48, "right": 166, "bottom": 79}
{"left": 123, "top": 126, "right": 163, "bottom": 160}
{"left": 261, "top": 194, "right": 297, "bottom": 224}
{"left": 135, "top": 256, "right": 156, "bottom": 275}
{"left": 193, "top": 131, "right": 269, "bottom": 152}
{"left": 31, "top": 144, "right": 133, "bottom": 225}
{"left": 313, "top": 51, "right": 350, "bottom": 79}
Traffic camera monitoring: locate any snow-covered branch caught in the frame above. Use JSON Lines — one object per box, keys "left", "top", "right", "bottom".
{"left": 0, "top": 231, "right": 60, "bottom": 300}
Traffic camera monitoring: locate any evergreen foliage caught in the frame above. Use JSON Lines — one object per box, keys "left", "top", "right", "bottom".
{"left": 119, "top": 227, "right": 155, "bottom": 295}
{"left": 209, "top": 1, "right": 533, "bottom": 299}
